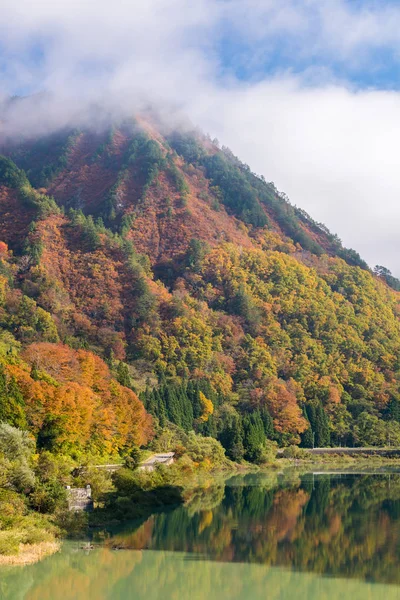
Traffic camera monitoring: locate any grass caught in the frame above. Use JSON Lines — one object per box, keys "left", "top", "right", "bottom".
{"left": 275, "top": 452, "right": 400, "bottom": 472}
{"left": 0, "top": 541, "right": 60, "bottom": 566}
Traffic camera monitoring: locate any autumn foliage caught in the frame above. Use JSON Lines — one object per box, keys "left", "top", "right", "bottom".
{"left": 7, "top": 343, "right": 153, "bottom": 454}
{"left": 0, "top": 117, "right": 400, "bottom": 459}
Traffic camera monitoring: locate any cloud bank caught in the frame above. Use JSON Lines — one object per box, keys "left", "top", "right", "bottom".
{"left": 1, "top": 0, "right": 400, "bottom": 274}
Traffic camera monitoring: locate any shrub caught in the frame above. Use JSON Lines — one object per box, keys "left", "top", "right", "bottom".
{"left": 281, "top": 445, "right": 309, "bottom": 459}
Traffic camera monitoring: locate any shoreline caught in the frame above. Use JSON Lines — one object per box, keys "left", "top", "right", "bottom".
{"left": 3, "top": 457, "right": 400, "bottom": 566}
{"left": 0, "top": 541, "right": 60, "bottom": 567}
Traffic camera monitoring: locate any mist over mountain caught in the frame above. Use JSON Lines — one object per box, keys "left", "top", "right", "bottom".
{"left": 1, "top": 113, "right": 400, "bottom": 459}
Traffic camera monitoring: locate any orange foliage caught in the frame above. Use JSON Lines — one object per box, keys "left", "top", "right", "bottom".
{"left": 13, "top": 343, "right": 153, "bottom": 453}
{"left": 251, "top": 379, "right": 307, "bottom": 443}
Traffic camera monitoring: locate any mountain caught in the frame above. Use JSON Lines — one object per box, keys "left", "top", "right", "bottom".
{"left": 0, "top": 113, "right": 400, "bottom": 460}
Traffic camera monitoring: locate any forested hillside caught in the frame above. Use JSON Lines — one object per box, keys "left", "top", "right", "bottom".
{"left": 1, "top": 115, "right": 400, "bottom": 463}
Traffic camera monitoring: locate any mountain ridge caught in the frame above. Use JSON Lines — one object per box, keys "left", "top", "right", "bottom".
{"left": 0, "top": 113, "right": 400, "bottom": 459}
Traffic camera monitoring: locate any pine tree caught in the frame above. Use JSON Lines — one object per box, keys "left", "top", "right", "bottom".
{"left": 177, "top": 384, "right": 193, "bottom": 431}
{"left": 386, "top": 397, "right": 400, "bottom": 422}
{"left": 300, "top": 407, "right": 314, "bottom": 448}
{"left": 220, "top": 423, "right": 245, "bottom": 462}
{"left": 260, "top": 407, "right": 274, "bottom": 439}
{"left": 164, "top": 385, "right": 182, "bottom": 427}
{"left": 155, "top": 389, "right": 167, "bottom": 427}
{"left": 202, "top": 415, "right": 217, "bottom": 438}
{"left": 188, "top": 381, "right": 202, "bottom": 419}
{"left": 307, "top": 401, "right": 330, "bottom": 447}
{"left": 30, "top": 362, "right": 40, "bottom": 381}
{"left": 116, "top": 362, "right": 131, "bottom": 388}
{"left": 243, "top": 412, "right": 265, "bottom": 462}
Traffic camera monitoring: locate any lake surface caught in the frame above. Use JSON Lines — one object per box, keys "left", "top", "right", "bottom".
{"left": 2, "top": 472, "right": 400, "bottom": 599}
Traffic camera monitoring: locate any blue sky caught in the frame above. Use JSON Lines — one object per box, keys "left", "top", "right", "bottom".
{"left": 3, "top": 0, "right": 400, "bottom": 96}
{"left": 1, "top": 0, "right": 400, "bottom": 273}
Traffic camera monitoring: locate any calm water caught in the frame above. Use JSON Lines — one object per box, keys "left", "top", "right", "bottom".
{"left": 2, "top": 472, "right": 400, "bottom": 599}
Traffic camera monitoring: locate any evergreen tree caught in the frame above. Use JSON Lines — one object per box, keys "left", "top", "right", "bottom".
{"left": 187, "top": 381, "right": 202, "bottom": 419}
{"left": 164, "top": 385, "right": 182, "bottom": 427}
{"left": 300, "top": 408, "right": 314, "bottom": 448}
{"left": 260, "top": 407, "right": 274, "bottom": 439}
{"left": 386, "top": 397, "right": 400, "bottom": 422}
{"left": 218, "top": 410, "right": 245, "bottom": 462}
{"left": 306, "top": 401, "right": 330, "bottom": 447}
{"left": 316, "top": 403, "right": 330, "bottom": 447}
{"left": 116, "top": 362, "right": 131, "bottom": 388}
{"left": 197, "top": 414, "right": 217, "bottom": 438}
{"left": 30, "top": 362, "right": 40, "bottom": 381}
{"left": 176, "top": 384, "right": 193, "bottom": 431}
{"left": 243, "top": 411, "right": 265, "bottom": 462}
{"left": 37, "top": 415, "right": 64, "bottom": 451}
{"left": 156, "top": 389, "right": 167, "bottom": 427}
{"left": 83, "top": 215, "right": 100, "bottom": 251}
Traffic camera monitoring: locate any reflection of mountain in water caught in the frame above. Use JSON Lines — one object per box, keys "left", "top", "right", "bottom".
{"left": 2, "top": 474, "right": 400, "bottom": 600}
{"left": 111, "top": 473, "right": 400, "bottom": 584}
{"left": 3, "top": 546, "right": 400, "bottom": 600}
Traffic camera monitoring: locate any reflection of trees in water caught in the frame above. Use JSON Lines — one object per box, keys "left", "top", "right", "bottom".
{"left": 0, "top": 547, "right": 141, "bottom": 600}
{"left": 185, "top": 482, "right": 225, "bottom": 515}
{"left": 4, "top": 547, "right": 400, "bottom": 600}
{"left": 5, "top": 473, "right": 400, "bottom": 600}
{"left": 112, "top": 473, "right": 400, "bottom": 584}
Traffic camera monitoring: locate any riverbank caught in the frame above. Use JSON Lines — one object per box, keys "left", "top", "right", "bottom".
{"left": 0, "top": 541, "right": 60, "bottom": 566}
{"left": 4, "top": 450, "right": 400, "bottom": 566}
{"left": 275, "top": 449, "right": 400, "bottom": 473}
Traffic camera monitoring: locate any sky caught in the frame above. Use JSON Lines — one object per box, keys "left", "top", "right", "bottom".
{"left": 1, "top": 0, "right": 400, "bottom": 274}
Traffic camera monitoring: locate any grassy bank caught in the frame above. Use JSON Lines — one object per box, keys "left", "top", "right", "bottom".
{"left": 3, "top": 429, "right": 400, "bottom": 567}
{"left": 275, "top": 448, "right": 400, "bottom": 472}
{"left": 0, "top": 541, "right": 60, "bottom": 566}
{"left": 0, "top": 494, "right": 61, "bottom": 564}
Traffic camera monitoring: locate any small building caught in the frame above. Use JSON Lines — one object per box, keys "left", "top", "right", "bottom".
{"left": 66, "top": 485, "right": 94, "bottom": 512}
{"left": 138, "top": 452, "right": 175, "bottom": 472}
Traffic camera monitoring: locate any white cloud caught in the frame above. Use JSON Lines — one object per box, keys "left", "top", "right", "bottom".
{"left": 192, "top": 80, "right": 400, "bottom": 274}
{"left": 1, "top": 0, "right": 400, "bottom": 275}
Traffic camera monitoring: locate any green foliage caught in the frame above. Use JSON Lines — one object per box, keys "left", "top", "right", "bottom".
{"left": 124, "top": 446, "right": 142, "bottom": 470}
{"left": 186, "top": 238, "right": 210, "bottom": 272}
{"left": 169, "top": 133, "right": 268, "bottom": 227}
{"left": 0, "top": 368, "right": 27, "bottom": 429}
{"left": 8, "top": 129, "right": 79, "bottom": 188}
{"left": 374, "top": 265, "right": 400, "bottom": 291}
{"left": 353, "top": 412, "right": 400, "bottom": 447}
{"left": 0, "top": 156, "right": 27, "bottom": 188}
{"left": 2, "top": 121, "right": 400, "bottom": 472}
{"left": 300, "top": 409, "right": 314, "bottom": 448}
{"left": 68, "top": 210, "right": 101, "bottom": 251}
{"left": 0, "top": 423, "right": 36, "bottom": 493}
{"left": 305, "top": 401, "right": 330, "bottom": 448}
{"left": 142, "top": 383, "right": 194, "bottom": 431}
{"left": 202, "top": 153, "right": 268, "bottom": 227}
{"left": 0, "top": 290, "right": 59, "bottom": 344}
{"left": 116, "top": 362, "right": 132, "bottom": 388}
{"left": 281, "top": 445, "right": 309, "bottom": 459}
{"left": 0, "top": 423, "right": 34, "bottom": 462}
{"left": 243, "top": 412, "right": 266, "bottom": 462}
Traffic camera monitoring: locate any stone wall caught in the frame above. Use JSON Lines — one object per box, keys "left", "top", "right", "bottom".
{"left": 66, "top": 485, "right": 94, "bottom": 512}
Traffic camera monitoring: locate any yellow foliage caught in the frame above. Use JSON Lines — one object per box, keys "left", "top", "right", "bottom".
{"left": 199, "top": 391, "right": 214, "bottom": 422}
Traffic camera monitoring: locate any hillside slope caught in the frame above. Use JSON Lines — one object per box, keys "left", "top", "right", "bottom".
{"left": 0, "top": 115, "right": 400, "bottom": 458}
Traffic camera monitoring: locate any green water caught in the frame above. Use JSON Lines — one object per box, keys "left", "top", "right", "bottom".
{"left": 2, "top": 472, "right": 400, "bottom": 599}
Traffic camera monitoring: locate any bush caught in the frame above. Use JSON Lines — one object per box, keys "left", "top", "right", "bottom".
{"left": 0, "top": 424, "right": 34, "bottom": 461}
{"left": 0, "top": 531, "right": 20, "bottom": 555}
{"left": 10, "top": 463, "right": 36, "bottom": 494}
{"left": 281, "top": 445, "right": 309, "bottom": 459}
